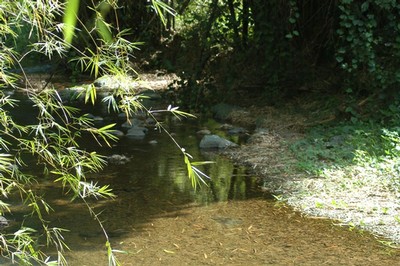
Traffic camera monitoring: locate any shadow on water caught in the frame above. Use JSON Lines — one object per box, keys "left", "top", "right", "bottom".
{"left": 1, "top": 94, "right": 400, "bottom": 265}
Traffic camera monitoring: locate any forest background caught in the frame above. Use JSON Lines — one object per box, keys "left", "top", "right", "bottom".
{"left": 0, "top": 0, "right": 400, "bottom": 265}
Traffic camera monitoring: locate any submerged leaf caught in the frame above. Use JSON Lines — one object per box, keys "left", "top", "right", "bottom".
{"left": 163, "top": 249, "right": 175, "bottom": 254}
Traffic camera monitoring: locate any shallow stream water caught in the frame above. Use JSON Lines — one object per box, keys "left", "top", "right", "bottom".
{"left": 1, "top": 93, "right": 400, "bottom": 265}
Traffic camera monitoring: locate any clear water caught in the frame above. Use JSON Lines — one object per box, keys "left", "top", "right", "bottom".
{"left": 1, "top": 94, "right": 399, "bottom": 265}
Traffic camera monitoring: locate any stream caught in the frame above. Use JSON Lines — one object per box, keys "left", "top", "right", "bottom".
{"left": 1, "top": 90, "right": 400, "bottom": 265}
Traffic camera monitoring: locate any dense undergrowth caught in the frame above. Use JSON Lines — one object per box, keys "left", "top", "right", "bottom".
{"left": 287, "top": 89, "right": 400, "bottom": 193}
{"left": 291, "top": 120, "right": 400, "bottom": 191}
{"left": 282, "top": 98, "right": 400, "bottom": 246}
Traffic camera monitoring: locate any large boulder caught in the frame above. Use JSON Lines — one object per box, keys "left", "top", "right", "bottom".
{"left": 199, "top": 134, "right": 238, "bottom": 149}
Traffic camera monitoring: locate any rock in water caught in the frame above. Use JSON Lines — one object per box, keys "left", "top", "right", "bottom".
{"left": 107, "top": 154, "right": 131, "bottom": 165}
{"left": 126, "top": 126, "right": 148, "bottom": 139}
{"left": 0, "top": 216, "right": 9, "bottom": 228}
{"left": 199, "top": 134, "right": 238, "bottom": 149}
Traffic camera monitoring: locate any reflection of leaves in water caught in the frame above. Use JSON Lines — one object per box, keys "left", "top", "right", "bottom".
{"left": 208, "top": 156, "right": 235, "bottom": 201}
{"left": 208, "top": 156, "right": 257, "bottom": 202}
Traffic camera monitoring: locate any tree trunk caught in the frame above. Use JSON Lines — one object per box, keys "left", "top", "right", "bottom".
{"left": 242, "top": 0, "right": 249, "bottom": 48}
{"left": 194, "top": 0, "right": 219, "bottom": 80}
{"left": 178, "top": 0, "right": 192, "bottom": 15}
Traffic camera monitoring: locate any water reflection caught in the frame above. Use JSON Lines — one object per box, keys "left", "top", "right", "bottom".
{"left": 92, "top": 118, "right": 264, "bottom": 206}
{"left": 0, "top": 96, "right": 266, "bottom": 264}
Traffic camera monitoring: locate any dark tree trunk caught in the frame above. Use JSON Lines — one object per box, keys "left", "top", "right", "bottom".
{"left": 227, "top": 0, "right": 241, "bottom": 49}
{"left": 242, "top": 0, "right": 249, "bottom": 48}
{"left": 178, "top": 0, "right": 192, "bottom": 15}
{"left": 195, "top": 0, "right": 220, "bottom": 80}
{"left": 166, "top": 0, "right": 175, "bottom": 31}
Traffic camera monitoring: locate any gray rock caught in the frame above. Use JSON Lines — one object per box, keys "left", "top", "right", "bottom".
{"left": 220, "top": 123, "right": 233, "bottom": 130}
{"left": 199, "top": 134, "right": 238, "bottom": 149}
{"left": 85, "top": 114, "right": 104, "bottom": 123}
{"left": 98, "top": 91, "right": 112, "bottom": 99}
{"left": 93, "top": 116, "right": 104, "bottom": 122}
{"left": 228, "top": 127, "right": 247, "bottom": 135}
{"left": 0, "top": 216, "right": 9, "bottom": 228}
{"left": 126, "top": 126, "right": 148, "bottom": 139}
{"left": 197, "top": 129, "right": 211, "bottom": 135}
{"left": 135, "top": 90, "right": 163, "bottom": 109}
{"left": 254, "top": 128, "right": 269, "bottom": 134}
{"left": 107, "top": 154, "right": 131, "bottom": 165}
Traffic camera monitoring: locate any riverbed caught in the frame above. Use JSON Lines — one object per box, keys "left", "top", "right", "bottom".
{"left": 23, "top": 115, "right": 400, "bottom": 265}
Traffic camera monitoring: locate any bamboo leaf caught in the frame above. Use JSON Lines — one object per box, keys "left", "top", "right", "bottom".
{"left": 84, "top": 84, "right": 97, "bottom": 105}
{"left": 63, "top": 0, "right": 80, "bottom": 44}
{"left": 98, "top": 123, "right": 116, "bottom": 132}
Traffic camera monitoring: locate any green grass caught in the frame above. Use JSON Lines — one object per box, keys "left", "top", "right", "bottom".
{"left": 287, "top": 118, "right": 400, "bottom": 245}
{"left": 290, "top": 120, "right": 400, "bottom": 191}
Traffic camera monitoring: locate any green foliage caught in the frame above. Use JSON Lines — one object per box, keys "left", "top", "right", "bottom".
{"left": 139, "top": 103, "right": 211, "bottom": 189}
{"left": 151, "top": 0, "right": 177, "bottom": 27}
{"left": 94, "top": 1, "right": 114, "bottom": 43}
{"left": 68, "top": 21, "right": 142, "bottom": 77}
{"left": 336, "top": 0, "right": 400, "bottom": 92}
{"left": 380, "top": 100, "right": 400, "bottom": 125}
{"left": 184, "top": 153, "right": 213, "bottom": 189}
{"left": 170, "top": 1, "right": 400, "bottom": 115}
{"left": 285, "top": 0, "right": 300, "bottom": 40}
{"left": 170, "top": 0, "right": 304, "bottom": 107}
{"left": 63, "top": 0, "right": 80, "bottom": 44}
{"left": 0, "top": 87, "right": 113, "bottom": 264}
{"left": 170, "top": 73, "right": 218, "bottom": 112}
{"left": 290, "top": 124, "right": 354, "bottom": 174}
{"left": 0, "top": 1, "right": 208, "bottom": 265}
{"left": 291, "top": 120, "right": 400, "bottom": 192}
